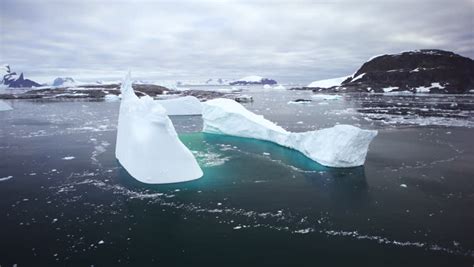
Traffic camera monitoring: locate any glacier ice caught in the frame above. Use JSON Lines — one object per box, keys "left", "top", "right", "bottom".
{"left": 115, "top": 72, "right": 203, "bottom": 184}
{"left": 202, "top": 98, "right": 377, "bottom": 167}
{"left": 307, "top": 76, "right": 349, "bottom": 88}
{"left": 0, "top": 100, "right": 12, "bottom": 111}
{"left": 156, "top": 96, "right": 202, "bottom": 115}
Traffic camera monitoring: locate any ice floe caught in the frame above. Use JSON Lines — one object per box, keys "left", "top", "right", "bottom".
{"left": 202, "top": 98, "right": 377, "bottom": 167}
{"left": 0, "top": 176, "right": 13, "bottom": 182}
{"left": 115, "top": 72, "right": 203, "bottom": 184}
{"left": 311, "top": 94, "right": 342, "bottom": 100}
{"left": 415, "top": 82, "right": 444, "bottom": 93}
{"left": 0, "top": 100, "right": 13, "bottom": 111}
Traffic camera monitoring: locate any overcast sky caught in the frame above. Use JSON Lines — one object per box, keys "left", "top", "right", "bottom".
{"left": 1, "top": 0, "right": 473, "bottom": 84}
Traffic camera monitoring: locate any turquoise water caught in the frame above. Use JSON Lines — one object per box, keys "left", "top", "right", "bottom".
{"left": 0, "top": 93, "right": 473, "bottom": 266}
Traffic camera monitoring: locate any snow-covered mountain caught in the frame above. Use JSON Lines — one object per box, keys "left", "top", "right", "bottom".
{"left": 229, "top": 75, "right": 277, "bottom": 85}
{"left": 1, "top": 64, "right": 41, "bottom": 88}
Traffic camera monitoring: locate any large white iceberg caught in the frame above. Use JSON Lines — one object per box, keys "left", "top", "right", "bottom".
{"left": 0, "top": 100, "right": 12, "bottom": 111}
{"left": 202, "top": 98, "right": 377, "bottom": 167}
{"left": 115, "top": 72, "right": 203, "bottom": 184}
{"left": 156, "top": 96, "right": 202, "bottom": 115}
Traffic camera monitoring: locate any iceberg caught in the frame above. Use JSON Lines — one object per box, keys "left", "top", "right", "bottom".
{"left": 0, "top": 100, "right": 13, "bottom": 111}
{"left": 115, "top": 72, "right": 203, "bottom": 184}
{"left": 156, "top": 96, "right": 202, "bottom": 115}
{"left": 202, "top": 98, "right": 377, "bottom": 167}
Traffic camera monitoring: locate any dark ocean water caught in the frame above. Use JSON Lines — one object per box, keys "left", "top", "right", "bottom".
{"left": 0, "top": 90, "right": 473, "bottom": 266}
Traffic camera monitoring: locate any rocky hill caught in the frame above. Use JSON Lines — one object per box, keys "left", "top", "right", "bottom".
{"left": 342, "top": 49, "right": 474, "bottom": 93}
{"left": 299, "top": 49, "right": 474, "bottom": 93}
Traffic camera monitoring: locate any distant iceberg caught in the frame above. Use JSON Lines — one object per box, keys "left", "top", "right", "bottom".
{"left": 52, "top": 77, "right": 77, "bottom": 87}
{"left": 115, "top": 72, "right": 203, "bottom": 184}
{"left": 202, "top": 98, "right": 377, "bottom": 167}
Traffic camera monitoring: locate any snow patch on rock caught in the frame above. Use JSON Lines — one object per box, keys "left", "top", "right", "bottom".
{"left": 415, "top": 82, "right": 444, "bottom": 93}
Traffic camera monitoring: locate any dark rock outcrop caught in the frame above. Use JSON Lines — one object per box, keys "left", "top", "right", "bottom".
{"left": 340, "top": 49, "right": 474, "bottom": 93}
{"left": 0, "top": 83, "right": 172, "bottom": 100}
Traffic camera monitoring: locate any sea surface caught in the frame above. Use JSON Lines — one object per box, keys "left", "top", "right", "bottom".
{"left": 0, "top": 88, "right": 473, "bottom": 266}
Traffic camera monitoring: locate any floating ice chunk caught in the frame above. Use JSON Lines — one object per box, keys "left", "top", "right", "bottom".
{"left": 234, "top": 94, "right": 253, "bottom": 103}
{"left": 263, "top": 84, "right": 272, "bottom": 89}
{"left": 288, "top": 99, "right": 312, "bottom": 104}
{"left": 382, "top": 86, "right": 398, "bottom": 93}
{"left": 202, "top": 99, "right": 377, "bottom": 167}
{"left": 115, "top": 72, "right": 203, "bottom": 184}
{"left": 0, "top": 176, "right": 13, "bottom": 182}
{"left": 0, "top": 100, "right": 13, "bottom": 111}
{"left": 104, "top": 94, "right": 121, "bottom": 102}
{"left": 311, "top": 94, "right": 342, "bottom": 100}
{"left": 400, "top": 184, "right": 407, "bottom": 188}
{"left": 273, "top": 84, "right": 286, "bottom": 90}
{"left": 156, "top": 96, "right": 202, "bottom": 115}
{"left": 62, "top": 156, "right": 75, "bottom": 160}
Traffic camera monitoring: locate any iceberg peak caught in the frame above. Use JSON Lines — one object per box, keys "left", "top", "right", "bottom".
{"left": 120, "top": 70, "right": 138, "bottom": 101}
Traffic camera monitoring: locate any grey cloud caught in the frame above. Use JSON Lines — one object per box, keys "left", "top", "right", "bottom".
{"left": 1, "top": 0, "right": 472, "bottom": 84}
